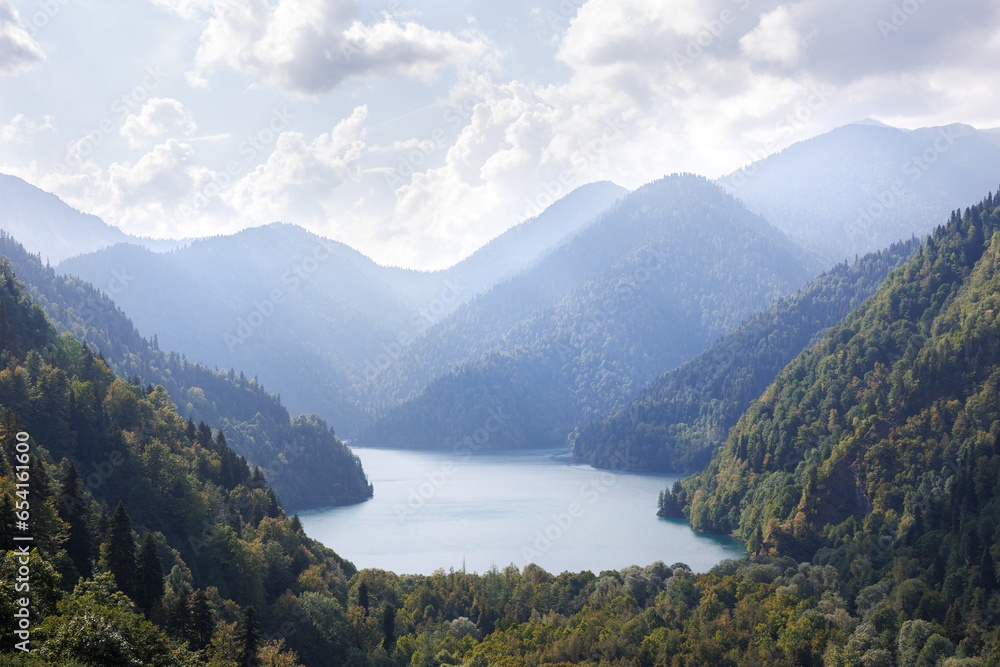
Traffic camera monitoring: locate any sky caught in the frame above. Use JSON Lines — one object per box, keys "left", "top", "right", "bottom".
{"left": 1, "top": 0, "right": 999, "bottom": 270}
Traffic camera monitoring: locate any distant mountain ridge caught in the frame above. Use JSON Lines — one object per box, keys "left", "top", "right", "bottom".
{"left": 357, "top": 174, "right": 814, "bottom": 447}
{"left": 721, "top": 122, "right": 1000, "bottom": 266}
{"left": 0, "top": 174, "right": 186, "bottom": 263}
{"left": 56, "top": 183, "right": 629, "bottom": 434}
{"left": 572, "top": 236, "right": 921, "bottom": 473}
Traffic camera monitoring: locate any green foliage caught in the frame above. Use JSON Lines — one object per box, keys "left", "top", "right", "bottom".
{"left": 574, "top": 237, "right": 920, "bottom": 473}
{"left": 0, "top": 266, "right": 364, "bottom": 665}
{"left": 104, "top": 501, "right": 136, "bottom": 599}
{"left": 0, "top": 232, "right": 371, "bottom": 508}
{"left": 360, "top": 174, "right": 814, "bottom": 448}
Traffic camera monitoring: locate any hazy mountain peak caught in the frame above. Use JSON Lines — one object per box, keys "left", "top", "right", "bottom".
{"left": 0, "top": 173, "right": 186, "bottom": 264}
{"left": 848, "top": 117, "right": 895, "bottom": 128}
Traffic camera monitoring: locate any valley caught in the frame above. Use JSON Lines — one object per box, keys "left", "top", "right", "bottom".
{"left": 3, "top": 122, "right": 1000, "bottom": 666}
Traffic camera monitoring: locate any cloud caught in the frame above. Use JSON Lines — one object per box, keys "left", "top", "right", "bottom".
{"left": 0, "top": 0, "right": 45, "bottom": 76}
{"left": 225, "top": 105, "right": 368, "bottom": 223}
{"left": 161, "top": 0, "right": 488, "bottom": 95}
{"left": 377, "top": 76, "right": 633, "bottom": 268}
{"left": 739, "top": 6, "right": 805, "bottom": 67}
{"left": 120, "top": 98, "right": 197, "bottom": 149}
{"left": 1, "top": 113, "right": 55, "bottom": 144}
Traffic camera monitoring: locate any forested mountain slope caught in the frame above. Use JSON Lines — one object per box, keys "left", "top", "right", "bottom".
{"left": 0, "top": 259, "right": 371, "bottom": 666}
{"left": 0, "top": 232, "right": 371, "bottom": 508}
{"left": 682, "top": 189, "right": 1000, "bottom": 571}
{"left": 56, "top": 184, "right": 626, "bottom": 435}
{"left": 574, "top": 236, "right": 921, "bottom": 473}
{"left": 358, "top": 174, "right": 814, "bottom": 447}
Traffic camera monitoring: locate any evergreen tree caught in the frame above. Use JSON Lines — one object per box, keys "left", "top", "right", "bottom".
{"left": 134, "top": 532, "right": 164, "bottom": 614}
{"left": 105, "top": 501, "right": 136, "bottom": 599}
{"left": 358, "top": 582, "right": 369, "bottom": 615}
{"left": 168, "top": 586, "right": 191, "bottom": 638}
{"left": 185, "top": 417, "right": 196, "bottom": 443}
{"left": 236, "top": 605, "right": 261, "bottom": 667}
{"left": 58, "top": 462, "right": 93, "bottom": 578}
{"left": 196, "top": 421, "right": 212, "bottom": 449}
{"left": 188, "top": 589, "right": 214, "bottom": 651}
{"left": 382, "top": 602, "right": 396, "bottom": 651}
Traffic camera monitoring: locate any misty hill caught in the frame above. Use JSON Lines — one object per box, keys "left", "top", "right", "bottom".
{"left": 0, "top": 256, "right": 368, "bottom": 665}
{"left": 0, "top": 231, "right": 372, "bottom": 508}
{"left": 721, "top": 122, "right": 1000, "bottom": 266}
{"left": 357, "top": 174, "right": 814, "bottom": 447}
{"left": 56, "top": 183, "right": 627, "bottom": 434}
{"left": 573, "top": 236, "right": 921, "bottom": 473}
{"left": 0, "top": 173, "right": 184, "bottom": 263}
{"left": 59, "top": 225, "right": 416, "bottom": 429}
{"left": 442, "top": 180, "right": 627, "bottom": 295}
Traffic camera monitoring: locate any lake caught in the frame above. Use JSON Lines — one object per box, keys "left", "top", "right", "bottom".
{"left": 298, "top": 447, "right": 744, "bottom": 576}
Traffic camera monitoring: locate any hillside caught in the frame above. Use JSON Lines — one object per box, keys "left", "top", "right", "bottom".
{"left": 0, "top": 259, "right": 370, "bottom": 666}
{"left": 358, "top": 174, "right": 814, "bottom": 447}
{"left": 722, "top": 122, "right": 1000, "bottom": 266}
{"left": 573, "top": 236, "right": 921, "bottom": 473}
{"left": 682, "top": 189, "right": 1000, "bottom": 566}
{"left": 0, "top": 232, "right": 372, "bottom": 508}
{"left": 0, "top": 174, "right": 183, "bottom": 263}
{"left": 56, "top": 184, "right": 626, "bottom": 435}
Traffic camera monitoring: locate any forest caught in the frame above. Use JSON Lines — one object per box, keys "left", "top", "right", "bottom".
{"left": 0, "top": 232, "right": 372, "bottom": 509}
{"left": 573, "top": 237, "right": 920, "bottom": 474}
{"left": 2, "top": 191, "right": 1000, "bottom": 665}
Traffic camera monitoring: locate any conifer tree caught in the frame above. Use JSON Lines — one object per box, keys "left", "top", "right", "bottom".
{"left": 58, "top": 462, "right": 93, "bottom": 577}
{"left": 236, "top": 605, "right": 261, "bottom": 667}
{"left": 188, "top": 589, "right": 214, "bottom": 651}
{"left": 382, "top": 602, "right": 396, "bottom": 651}
{"left": 105, "top": 501, "right": 136, "bottom": 599}
{"left": 134, "top": 531, "right": 164, "bottom": 613}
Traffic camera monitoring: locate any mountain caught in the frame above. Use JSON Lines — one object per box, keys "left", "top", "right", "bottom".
{"left": 683, "top": 188, "right": 1000, "bottom": 560}
{"left": 0, "top": 231, "right": 372, "bottom": 508}
{"left": 0, "top": 258, "right": 369, "bottom": 666}
{"left": 442, "top": 180, "right": 627, "bottom": 296}
{"left": 56, "top": 183, "right": 627, "bottom": 435}
{"left": 721, "top": 122, "right": 1000, "bottom": 266}
{"left": 357, "top": 174, "right": 814, "bottom": 448}
{"left": 573, "top": 236, "right": 921, "bottom": 473}
{"left": 0, "top": 173, "right": 183, "bottom": 263}
{"left": 59, "top": 225, "right": 414, "bottom": 430}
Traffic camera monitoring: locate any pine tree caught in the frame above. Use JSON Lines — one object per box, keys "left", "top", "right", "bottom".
{"left": 236, "top": 605, "right": 261, "bottom": 667}
{"left": 981, "top": 548, "right": 997, "bottom": 592}
{"left": 185, "top": 417, "right": 196, "bottom": 443}
{"left": 58, "top": 462, "right": 94, "bottom": 578}
{"left": 188, "top": 589, "right": 214, "bottom": 651}
{"left": 134, "top": 532, "right": 164, "bottom": 614}
{"left": 168, "top": 586, "right": 191, "bottom": 637}
{"left": 359, "top": 582, "right": 370, "bottom": 615}
{"left": 196, "top": 421, "right": 212, "bottom": 449}
{"left": 105, "top": 501, "right": 136, "bottom": 599}
{"left": 382, "top": 602, "right": 396, "bottom": 651}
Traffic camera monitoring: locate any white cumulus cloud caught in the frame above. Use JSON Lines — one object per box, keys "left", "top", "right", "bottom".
{"left": 160, "top": 0, "right": 488, "bottom": 95}
{"left": 1, "top": 113, "right": 55, "bottom": 144}
{"left": 225, "top": 105, "right": 369, "bottom": 223}
{"left": 739, "top": 6, "right": 806, "bottom": 67}
{"left": 120, "top": 98, "right": 197, "bottom": 150}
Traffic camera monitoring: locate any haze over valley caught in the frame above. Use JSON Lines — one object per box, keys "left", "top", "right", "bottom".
{"left": 3, "top": 1, "right": 1000, "bottom": 665}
